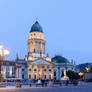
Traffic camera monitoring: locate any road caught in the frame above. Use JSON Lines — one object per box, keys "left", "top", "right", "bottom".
{"left": 0, "top": 82, "right": 91, "bottom": 92}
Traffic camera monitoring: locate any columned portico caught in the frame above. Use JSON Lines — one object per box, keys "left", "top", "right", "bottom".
{"left": 28, "top": 59, "right": 54, "bottom": 80}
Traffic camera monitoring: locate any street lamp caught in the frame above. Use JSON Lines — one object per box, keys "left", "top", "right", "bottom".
{"left": 0, "top": 45, "right": 10, "bottom": 61}
{"left": 78, "top": 72, "right": 84, "bottom": 77}
{"left": 0, "top": 45, "right": 3, "bottom": 56}
{"left": 0, "top": 45, "right": 3, "bottom": 49}
{"left": 4, "top": 48, "right": 10, "bottom": 56}
{"left": 0, "top": 44, "right": 10, "bottom": 84}
{"left": 86, "top": 67, "right": 90, "bottom": 72}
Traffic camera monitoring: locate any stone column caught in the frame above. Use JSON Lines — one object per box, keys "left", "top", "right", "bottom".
{"left": 52, "top": 66, "right": 54, "bottom": 80}
{"left": 42, "top": 66, "right": 44, "bottom": 80}
{"left": 32, "top": 65, "right": 34, "bottom": 79}
{"left": 47, "top": 66, "right": 49, "bottom": 80}
{"left": 37, "top": 65, "right": 39, "bottom": 80}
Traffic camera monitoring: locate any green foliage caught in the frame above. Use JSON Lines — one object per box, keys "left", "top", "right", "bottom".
{"left": 66, "top": 70, "right": 79, "bottom": 79}
{"left": 6, "top": 76, "right": 15, "bottom": 78}
{"left": 91, "top": 67, "right": 92, "bottom": 71}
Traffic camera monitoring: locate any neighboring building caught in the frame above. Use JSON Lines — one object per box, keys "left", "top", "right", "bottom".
{"left": 16, "top": 20, "right": 75, "bottom": 81}
{"left": 84, "top": 72, "right": 92, "bottom": 81}
{"left": 76, "top": 63, "right": 92, "bottom": 81}
{"left": 76, "top": 63, "right": 92, "bottom": 73}
{"left": 0, "top": 60, "right": 16, "bottom": 80}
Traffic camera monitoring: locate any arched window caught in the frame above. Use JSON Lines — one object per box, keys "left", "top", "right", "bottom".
{"left": 29, "top": 75, "right": 31, "bottom": 79}
{"left": 34, "top": 69, "right": 37, "bottom": 71}
{"left": 22, "top": 75, "right": 24, "bottom": 79}
{"left": 54, "top": 71, "right": 56, "bottom": 76}
{"left": 49, "top": 69, "right": 52, "bottom": 72}
{"left": 61, "top": 71, "right": 64, "bottom": 77}
{"left": 22, "top": 69, "right": 24, "bottom": 72}
{"left": 44, "top": 75, "right": 46, "bottom": 79}
{"left": 39, "top": 42, "right": 41, "bottom": 44}
{"left": 35, "top": 41, "right": 37, "bottom": 44}
{"left": 34, "top": 49, "right": 35, "bottom": 53}
{"left": 49, "top": 75, "right": 51, "bottom": 79}
{"left": 31, "top": 41, "right": 33, "bottom": 44}
{"left": 44, "top": 69, "right": 47, "bottom": 71}
{"left": 29, "top": 69, "right": 31, "bottom": 71}
{"left": 34, "top": 74, "right": 36, "bottom": 79}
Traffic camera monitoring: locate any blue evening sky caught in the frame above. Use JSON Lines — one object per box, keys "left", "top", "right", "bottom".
{"left": 0, "top": 0, "right": 92, "bottom": 64}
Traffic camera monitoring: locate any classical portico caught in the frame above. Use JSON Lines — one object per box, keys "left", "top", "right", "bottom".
{"left": 28, "top": 59, "right": 54, "bottom": 80}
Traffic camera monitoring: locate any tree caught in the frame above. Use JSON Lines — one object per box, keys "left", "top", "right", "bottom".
{"left": 66, "top": 70, "right": 79, "bottom": 80}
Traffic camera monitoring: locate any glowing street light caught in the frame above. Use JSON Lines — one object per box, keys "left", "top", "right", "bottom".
{"left": 0, "top": 44, "right": 10, "bottom": 61}
{"left": 86, "top": 67, "right": 90, "bottom": 72}
{"left": 0, "top": 45, "right": 3, "bottom": 49}
{"left": 0, "top": 45, "right": 3, "bottom": 56}
{"left": 4, "top": 48, "right": 10, "bottom": 56}
{"left": 78, "top": 72, "right": 84, "bottom": 77}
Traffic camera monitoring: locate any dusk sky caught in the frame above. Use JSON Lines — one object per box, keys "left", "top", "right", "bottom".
{"left": 0, "top": 0, "right": 92, "bottom": 64}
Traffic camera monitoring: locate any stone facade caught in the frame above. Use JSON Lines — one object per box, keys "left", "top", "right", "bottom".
{"left": 16, "top": 58, "right": 75, "bottom": 80}
{"left": 0, "top": 60, "right": 16, "bottom": 80}
{"left": 84, "top": 72, "right": 92, "bottom": 81}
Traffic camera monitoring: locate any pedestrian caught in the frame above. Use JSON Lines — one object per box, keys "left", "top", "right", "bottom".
{"left": 49, "top": 80, "right": 51, "bottom": 87}
{"left": 78, "top": 80, "right": 80, "bottom": 86}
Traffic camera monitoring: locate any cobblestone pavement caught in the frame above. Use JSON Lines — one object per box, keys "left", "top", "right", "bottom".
{"left": 0, "top": 82, "right": 92, "bottom": 92}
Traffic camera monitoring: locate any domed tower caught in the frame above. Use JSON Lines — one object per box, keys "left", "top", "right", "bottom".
{"left": 28, "top": 21, "right": 46, "bottom": 60}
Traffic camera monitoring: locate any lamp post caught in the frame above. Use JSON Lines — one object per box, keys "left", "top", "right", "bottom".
{"left": 0, "top": 44, "right": 10, "bottom": 83}
{"left": 0, "top": 45, "right": 10, "bottom": 61}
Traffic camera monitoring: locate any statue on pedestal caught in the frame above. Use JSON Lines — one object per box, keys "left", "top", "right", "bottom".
{"left": 61, "top": 70, "right": 69, "bottom": 81}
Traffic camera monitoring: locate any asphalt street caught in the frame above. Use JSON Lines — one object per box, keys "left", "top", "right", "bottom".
{"left": 0, "top": 82, "right": 91, "bottom": 92}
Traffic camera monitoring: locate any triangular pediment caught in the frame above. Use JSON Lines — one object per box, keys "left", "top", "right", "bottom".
{"left": 30, "top": 59, "right": 53, "bottom": 65}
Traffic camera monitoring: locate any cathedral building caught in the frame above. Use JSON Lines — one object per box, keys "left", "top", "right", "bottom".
{"left": 16, "top": 20, "right": 75, "bottom": 81}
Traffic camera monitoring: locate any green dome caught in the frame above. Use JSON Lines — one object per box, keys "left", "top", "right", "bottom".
{"left": 30, "top": 21, "right": 43, "bottom": 33}
{"left": 52, "top": 55, "right": 69, "bottom": 63}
